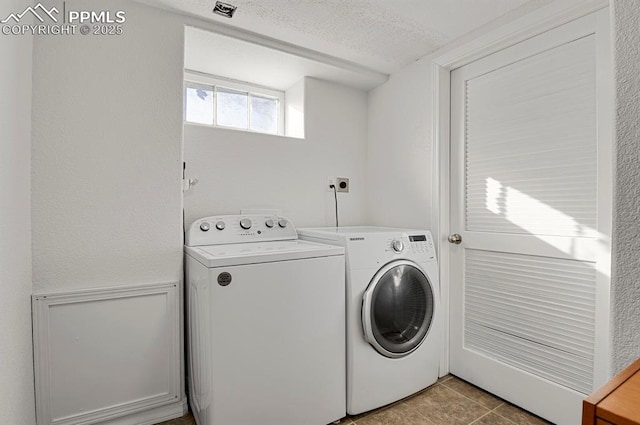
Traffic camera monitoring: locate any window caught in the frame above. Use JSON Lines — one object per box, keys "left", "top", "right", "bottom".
{"left": 184, "top": 72, "right": 284, "bottom": 136}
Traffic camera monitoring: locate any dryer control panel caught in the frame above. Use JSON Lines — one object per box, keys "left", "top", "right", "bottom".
{"left": 298, "top": 227, "right": 438, "bottom": 268}
{"left": 384, "top": 233, "right": 435, "bottom": 260}
{"left": 407, "top": 234, "right": 435, "bottom": 256}
{"left": 186, "top": 214, "right": 297, "bottom": 246}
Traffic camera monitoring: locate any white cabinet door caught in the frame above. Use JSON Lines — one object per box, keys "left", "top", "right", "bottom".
{"left": 449, "top": 10, "right": 611, "bottom": 425}
{"left": 33, "top": 283, "right": 182, "bottom": 425}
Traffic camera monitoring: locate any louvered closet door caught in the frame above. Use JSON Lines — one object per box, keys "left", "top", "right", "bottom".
{"left": 449, "top": 10, "right": 611, "bottom": 425}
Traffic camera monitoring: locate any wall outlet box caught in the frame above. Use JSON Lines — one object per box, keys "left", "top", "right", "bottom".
{"left": 336, "top": 177, "right": 349, "bottom": 193}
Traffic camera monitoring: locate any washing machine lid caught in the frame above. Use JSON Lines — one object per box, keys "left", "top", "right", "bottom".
{"left": 185, "top": 240, "right": 344, "bottom": 267}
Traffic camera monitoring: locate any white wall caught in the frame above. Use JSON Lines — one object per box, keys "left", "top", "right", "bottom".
{"left": 285, "top": 79, "right": 305, "bottom": 138}
{"left": 0, "top": 1, "right": 36, "bottom": 422}
{"left": 184, "top": 77, "right": 369, "bottom": 228}
{"left": 367, "top": 59, "right": 433, "bottom": 229}
{"left": 611, "top": 0, "right": 640, "bottom": 373}
{"left": 32, "top": 0, "right": 184, "bottom": 292}
{"left": 365, "top": 1, "right": 550, "bottom": 231}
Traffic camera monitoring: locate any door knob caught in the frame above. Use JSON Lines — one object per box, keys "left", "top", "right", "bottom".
{"left": 448, "top": 234, "right": 462, "bottom": 244}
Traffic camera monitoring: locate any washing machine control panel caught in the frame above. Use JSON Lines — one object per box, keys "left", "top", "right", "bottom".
{"left": 186, "top": 214, "right": 298, "bottom": 246}
{"left": 407, "top": 233, "right": 435, "bottom": 258}
{"left": 382, "top": 232, "right": 435, "bottom": 260}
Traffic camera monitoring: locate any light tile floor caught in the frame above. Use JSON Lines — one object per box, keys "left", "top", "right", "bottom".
{"left": 158, "top": 375, "right": 553, "bottom": 425}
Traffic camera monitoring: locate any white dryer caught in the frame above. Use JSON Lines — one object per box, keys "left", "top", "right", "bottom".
{"left": 185, "top": 215, "right": 346, "bottom": 425}
{"left": 298, "top": 227, "right": 441, "bottom": 415}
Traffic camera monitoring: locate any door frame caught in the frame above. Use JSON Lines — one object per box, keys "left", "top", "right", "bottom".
{"left": 430, "top": 0, "right": 611, "bottom": 378}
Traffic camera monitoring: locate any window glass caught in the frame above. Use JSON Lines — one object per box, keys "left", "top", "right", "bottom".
{"left": 185, "top": 85, "right": 214, "bottom": 125}
{"left": 216, "top": 87, "right": 248, "bottom": 129}
{"left": 250, "top": 95, "right": 278, "bottom": 134}
{"left": 184, "top": 73, "right": 286, "bottom": 136}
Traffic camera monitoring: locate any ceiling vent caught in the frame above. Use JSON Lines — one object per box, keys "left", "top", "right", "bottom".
{"left": 213, "top": 1, "right": 237, "bottom": 18}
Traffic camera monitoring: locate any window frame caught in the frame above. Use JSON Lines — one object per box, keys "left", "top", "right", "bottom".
{"left": 184, "top": 70, "right": 285, "bottom": 136}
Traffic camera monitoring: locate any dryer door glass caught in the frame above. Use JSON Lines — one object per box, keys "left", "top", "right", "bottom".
{"left": 363, "top": 261, "right": 435, "bottom": 358}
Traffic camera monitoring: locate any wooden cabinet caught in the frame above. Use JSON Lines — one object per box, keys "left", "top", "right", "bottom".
{"left": 583, "top": 358, "right": 640, "bottom": 425}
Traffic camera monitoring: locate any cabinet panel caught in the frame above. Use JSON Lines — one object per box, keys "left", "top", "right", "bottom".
{"left": 33, "top": 283, "right": 181, "bottom": 425}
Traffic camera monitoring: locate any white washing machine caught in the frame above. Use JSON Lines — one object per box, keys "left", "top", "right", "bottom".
{"left": 298, "top": 227, "right": 441, "bottom": 415}
{"left": 185, "top": 215, "right": 346, "bottom": 425}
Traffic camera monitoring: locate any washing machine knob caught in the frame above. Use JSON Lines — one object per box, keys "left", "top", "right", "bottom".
{"left": 265, "top": 219, "right": 274, "bottom": 228}
{"left": 215, "top": 221, "right": 226, "bottom": 231}
{"left": 392, "top": 239, "right": 404, "bottom": 253}
{"left": 200, "top": 222, "right": 210, "bottom": 232}
{"left": 278, "top": 219, "right": 287, "bottom": 228}
{"left": 240, "top": 218, "right": 252, "bottom": 230}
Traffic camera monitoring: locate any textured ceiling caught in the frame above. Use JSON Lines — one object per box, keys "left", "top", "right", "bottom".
{"left": 184, "top": 27, "right": 389, "bottom": 90}
{"left": 148, "top": 0, "right": 550, "bottom": 74}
